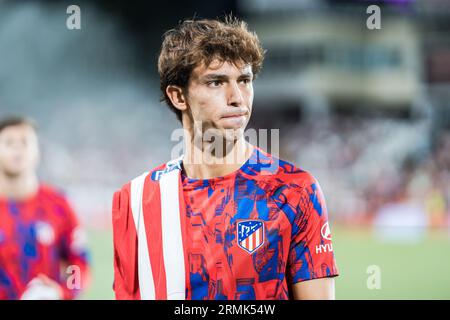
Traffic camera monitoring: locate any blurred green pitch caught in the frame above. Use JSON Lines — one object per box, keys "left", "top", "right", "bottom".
{"left": 80, "top": 226, "right": 450, "bottom": 300}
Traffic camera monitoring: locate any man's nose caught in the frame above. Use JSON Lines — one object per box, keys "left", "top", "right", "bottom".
{"left": 227, "top": 81, "right": 244, "bottom": 107}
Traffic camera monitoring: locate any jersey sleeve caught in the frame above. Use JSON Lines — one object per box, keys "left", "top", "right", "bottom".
{"left": 58, "top": 197, "right": 91, "bottom": 299}
{"left": 287, "top": 173, "right": 339, "bottom": 284}
{"left": 112, "top": 186, "right": 139, "bottom": 299}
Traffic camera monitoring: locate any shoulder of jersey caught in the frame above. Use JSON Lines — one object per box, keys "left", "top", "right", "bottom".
{"left": 116, "top": 162, "right": 167, "bottom": 194}
{"left": 38, "top": 183, "right": 69, "bottom": 202}
{"left": 255, "top": 147, "right": 317, "bottom": 187}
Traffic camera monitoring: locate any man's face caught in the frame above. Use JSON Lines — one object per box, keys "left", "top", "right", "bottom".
{"left": 0, "top": 124, "right": 39, "bottom": 177}
{"left": 185, "top": 59, "right": 254, "bottom": 140}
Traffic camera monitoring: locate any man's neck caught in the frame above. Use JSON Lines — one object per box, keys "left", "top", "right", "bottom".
{"left": 182, "top": 135, "right": 254, "bottom": 180}
{"left": 0, "top": 172, "right": 39, "bottom": 200}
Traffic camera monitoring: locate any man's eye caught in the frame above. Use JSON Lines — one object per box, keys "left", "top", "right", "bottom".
{"left": 208, "top": 80, "right": 222, "bottom": 87}
{"left": 240, "top": 78, "right": 251, "bottom": 84}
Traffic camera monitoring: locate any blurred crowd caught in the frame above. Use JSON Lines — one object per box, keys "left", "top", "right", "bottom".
{"left": 282, "top": 113, "right": 450, "bottom": 230}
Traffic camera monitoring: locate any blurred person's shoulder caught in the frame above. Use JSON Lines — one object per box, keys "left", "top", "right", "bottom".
{"left": 36, "top": 183, "right": 79, "bottom": 223}
{"left": 38, "top": 183, "right": 71, "bottom": 204}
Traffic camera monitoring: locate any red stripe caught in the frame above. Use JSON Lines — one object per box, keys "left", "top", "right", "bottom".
{"left": 142, "top": 174, "right": 167, "bottom": 299}
{"left": 114, "top": 183, "right": 140, "bottom": 299}
{"left": 125, "top": 183, "right": 141, "bottom": 299}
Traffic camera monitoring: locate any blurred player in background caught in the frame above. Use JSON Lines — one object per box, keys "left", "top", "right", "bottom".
{"left": 0, "top": 116, "right": 90, "bottom": 299}
{"left": 113, "top": 17, "right": 338, "bottom": 300}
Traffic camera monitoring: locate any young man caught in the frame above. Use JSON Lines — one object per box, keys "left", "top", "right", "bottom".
{"left": 0, "top": 117, "right": 90, "bottom": 299}
{"left": 112, "top": 17, "right": 338, "bottom": 300}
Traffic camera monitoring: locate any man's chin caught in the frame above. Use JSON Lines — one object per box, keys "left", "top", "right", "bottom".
{"left": 220, "top": 115, "right": 247, "bottom": 129}
{"left": 219, "top": 127, "right": 246, "bottom": 141}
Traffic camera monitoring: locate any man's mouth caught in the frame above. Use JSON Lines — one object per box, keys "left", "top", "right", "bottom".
{"left": 221, "top": 111, "right": 247, "bottom": 119}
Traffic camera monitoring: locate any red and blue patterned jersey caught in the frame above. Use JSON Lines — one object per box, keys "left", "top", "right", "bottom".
{"left": 0, "top": 184, "right": 90, "bottom": 299}
{"left": 112, "top": 146, "right": 338, "bottom": 300}
{"left": 181, "top": 146, "right": 338, "bottom": 299}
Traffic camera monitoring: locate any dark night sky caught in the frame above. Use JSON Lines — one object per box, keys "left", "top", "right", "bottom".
{"left": 38, "top": 0, "right": 240, "bottom": 78}
{"left": 95, "top": 0, "right": 239, "bottom": 74}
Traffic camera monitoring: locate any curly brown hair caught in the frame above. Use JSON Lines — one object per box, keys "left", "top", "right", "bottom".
{"left": 158, "top": 16, "right": 265, "bottom": 122}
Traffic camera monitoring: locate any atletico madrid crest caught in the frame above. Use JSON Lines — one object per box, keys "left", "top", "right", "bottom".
{"left": 237, "top": 220, "right": 265, "bottom": 254}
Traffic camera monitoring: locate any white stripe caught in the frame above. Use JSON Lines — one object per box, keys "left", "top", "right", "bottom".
{"left": 159, "top": 168, "right": 186, "bottom": 300}
{"left": 248, "top": 233, "right": 254, "bottom": 252}
{"left": 255, "top": 228, "right": 260, "bottom": 247}
{"left": 130, "top": 172, "right": 155, "bottom": 300}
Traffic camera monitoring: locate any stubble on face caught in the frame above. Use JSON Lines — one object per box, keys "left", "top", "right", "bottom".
{"left": 184, "top": 59, "right": 254, "bottom": 146}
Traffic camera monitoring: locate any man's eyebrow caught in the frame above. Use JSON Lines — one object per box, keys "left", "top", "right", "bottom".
{"left": 201, "top": 74, "right": 229, "bottom": 81}
{"left": 201, "top": 72, "right": 254, "bottom": 81}
{"left": 238, "top": 72, "right": 253, "bottom": 78}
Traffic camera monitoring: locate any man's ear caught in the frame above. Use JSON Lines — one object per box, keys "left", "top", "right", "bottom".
{"left": 166, "top": 85, "right": 188, "bottom": 111}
